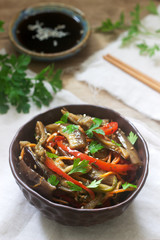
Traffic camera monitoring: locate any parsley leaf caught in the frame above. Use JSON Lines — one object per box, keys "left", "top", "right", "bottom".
{"left": 0, "top": 53, "right": 62, "bottom": 114}
{"left": 137, "top": 42, "right": 160, "bottom": 57}
{"left": 127, "top": 131, "right": 138, "bottom": 145}
{"left": 68, "top": 158, "right": 89, "bottom": 175}
{"left": 66, "top": 181, "right": 82, "bottom": 191}
{"left": 111, "top": 139, "right": 121, "bottom": 147}
{"left": 146, "top": 1, "right": 158, "bottom": 15}
{"left": 130, "top": 4, "right": 141, "bottom": 26}
{"left": 61, "top": 112, "right": 69, "bottom": 123}
{"left": 86, "top": 118, "right": 104, "bottom": 138}
{"left": 62, "top": 124, "right": 79, "bottom": 134}
{"left": 122, "top": 182, "right": 137, "bottom": 190}
{"left": 0, "top": 20, "right": 4, "bottom": 32}
{"left": 97, "top": 2, "right": 160, "bottom": 57}
{"left": 97, "top": 12, "right": 126, "bottom": 33}
{"left": 46, "top": 151, "right": 58, "bottom": 159}
{"left": 87, "top": 179, "right": 103, "bottom": 188}
{"left": 121, "top": 25, "right": 140, "bottom": 46}
{"left": 55, "top": 112, "right": 69, "bottom": 124}
{"left": 88, "top": 141, "right": 104, "bottom": 154}
{"left": 47, "top": 175, "right": 59, "bottom": 186}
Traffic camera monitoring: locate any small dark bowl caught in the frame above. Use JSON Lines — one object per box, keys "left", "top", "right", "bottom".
{"left": 9, "top": 3, "right": 91, "bottom": 61}
{"left": 9, "top": 105, "right": 149, "bottom": 226}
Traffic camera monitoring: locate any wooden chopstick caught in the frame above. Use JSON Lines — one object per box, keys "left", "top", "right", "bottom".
{"left": 103, "top": 54, "right": 160, "bottom": 93}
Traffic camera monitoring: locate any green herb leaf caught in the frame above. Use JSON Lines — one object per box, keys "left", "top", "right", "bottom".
{"left": 93, "top": 128, "right": 105, "bottom": 135}
{"left": 130, "top": 4, "right": 141, "bottom": 26}
{"left": 111, "top": 139, "right": 121, "bottom": 147}
{"left": 32, "top": 81, "right": 53, "bottom": 108}
{"left": 87, "top": 179, "right": 103, "bottom": 188}
{"left": 97, "top": 12, "right": 126, "bottom": 33}
{"left": 97, "top": 2, "right": 160, "bottom": 57}
{"left": 46, "top": 65, "right": 62, "bottom": 93}
{"left": 56, "top": 112, "right": 69, "bottom": 124}
{"left": 46, "top": 151, "right": 58, "bottom": 159}
{"left": 0, "top": 20, "right": 4, "bottom": 32}
{"left": 86, "top": 118, "right": 104, "bottom": 138}
{"left": 68, "top": 158, "right": 89, "bottom": 175}
{"left": 127, "top": 131, "right": 138, "bottom": 145}
{"left": 88, "top": 141, "right": 104, "bottom": 154}
{"left": 0, "top": 52, "right": 62, "bottom": 114}
{"left": 137, "top": 42, "right": 160, "bottom": 57}
{"left": 62, "top": 124, "right": 79, "bottom": 134}
{"left": 146, "top": 1, "right": 158, "bottom": 15}
{"left": 122, "top": 25, "right": 140, "bottom": 46}
{"left": 47, "top": 175, "right": 59, "bottom": 186}
{"left": 66, "top": 181, "right": 82, "bottom": 191}
{"left": 122, "top": 182, "right": 137, "bottom": 190}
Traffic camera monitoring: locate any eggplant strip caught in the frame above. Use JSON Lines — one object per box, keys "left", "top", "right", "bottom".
{"left": 46, "top": 123, "right": 87, "bottom": 149}
{"left": 116, "top": 129, "right": 142, "bottom": 165}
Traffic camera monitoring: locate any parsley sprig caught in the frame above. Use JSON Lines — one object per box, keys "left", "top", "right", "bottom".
{"left": 55, "top": 112, "right": 69, "bottom": 124}
{"left": 86, "top": 118, "right": 105, "bottom": 138}
{"left": 97, "top": 13, "right": 127, "bottom": 33}
{"left": 68, "top": 158, "right": 89, "bottom": 175}
{"left": 0, "top": 20, "right": 4, "bottom": 32}
{"left": 122, "top": 182, "right": 137, "bottom": 190}
{"left": 127, "top": 131, "right": 138, "bottom": 145}
{"left": 0, "top": 53, "right": 62, "bottom": 114}
{"left": 47, "top": 175, "right": 59, "bottom": 186}
{"left": 97, "top": 1, "right": 160, "bottom": 56}
{"left": 66, "top": 181, "right": 82, "bottom": 191}
{"left": 88, "top": 141, "right": 104, "bottom": 154}
{"left": 137, "top": 42, "right": 160, "bottom": 57}
{"left": 87, "top": 179, "right": 103, "bottom": 188}
{"left": 62, "top": 124, "right": 79, "bottom": 134}
{"left": 46, "top": 151, "right": 59, "bottom": 159}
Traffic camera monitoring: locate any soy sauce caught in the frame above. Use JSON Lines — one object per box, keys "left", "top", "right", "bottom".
{"left": 16, "top": 12, "right": 83, "bottom": 53}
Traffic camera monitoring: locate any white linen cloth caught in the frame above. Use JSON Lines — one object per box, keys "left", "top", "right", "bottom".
{"left": 0, "top": 82, "right": 160, "bottom": 240}
{"left": 75, "top": 9, "right": 160, "bottom": 121}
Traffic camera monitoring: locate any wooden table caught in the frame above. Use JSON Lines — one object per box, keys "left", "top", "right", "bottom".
{"left": 0, "top": 0, "right": 160, "bottom": 134}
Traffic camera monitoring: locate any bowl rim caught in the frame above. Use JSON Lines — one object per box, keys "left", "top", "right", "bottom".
{"left": 8, "top": 2, "right": 91, "bottom": 60}
{"left": 9, "top": 104, "right": 149, "bottom": 212}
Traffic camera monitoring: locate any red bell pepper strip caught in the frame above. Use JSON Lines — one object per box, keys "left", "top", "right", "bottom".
{"left": 56, "top": 141, "right": 136, "bottom": 175}
{"left": 45, "top": 157, "right": 95, "bottom": 199}
{"left": 99, "top": 122, "right": 118, "bottom": 135}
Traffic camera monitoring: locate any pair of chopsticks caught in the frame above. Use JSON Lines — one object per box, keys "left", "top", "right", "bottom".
{"left": 103, "top": 54, "right": 160, "bottom": 93}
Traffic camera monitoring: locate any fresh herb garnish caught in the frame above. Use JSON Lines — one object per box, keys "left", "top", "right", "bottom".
{"left": 146, "top": 1, "right": 159, "bottom": 15}
{"left": 56, "top": 112, "right": 69, "bottom": 124}
{"left": 68, "top": 158, "right": 89, "bottom": 175}
{"left": 86, "top": 118, "right": 104, "bottom": 138}
{"left": 62, "top": 124, "right": 79, "bottom": 134}
{"left": 0, "top": 20, "right": 4, "bottom": 32}
{"left": 0, "top": 54, "right": 62, "bottom": 114}
{"left": 122, "top": 182, "right": 137, "bottom": 190}
{"left": 136, "top": 42, "right": 160, "bottom": 57}
{"left": 96, "top": 12, "right": 126, "bottom": 33}
{"left": 127, "top": 131, "right": 138, "bottom": 145}
{"left": 111, "top": 139, "right": 121, "bottom": 147}
{"left": 88, "top": 141, "right": 104, "bottom": 154}
{"left": 46, "top": 151, "right": 59, "bottom": 159}
{"left": 47, "top": 175, "right": 59, "bottom": 186}
{"left": 87, "top": 179, "right": 103, "bottom": 189}
{"left": 97, "top": 1, "right": 160, "bottom": 56}
{"left": 66, "top": 181, "right": 82, "bottom": 191}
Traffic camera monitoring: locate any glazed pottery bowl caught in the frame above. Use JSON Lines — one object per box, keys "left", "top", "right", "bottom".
{"left": 9, "top": 3, "right": 91, "bottom": 61}
{"left": 9, "top": 104, "right": 149, "bottom": 226}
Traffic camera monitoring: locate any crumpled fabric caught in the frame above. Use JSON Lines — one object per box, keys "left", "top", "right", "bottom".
{"left": 75, "top": 9, "right": 160, "bottom": 121}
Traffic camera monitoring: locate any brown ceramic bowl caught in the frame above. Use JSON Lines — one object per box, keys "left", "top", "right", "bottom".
{"left": 9, "top": 104, "right": 149, "bottom": 226}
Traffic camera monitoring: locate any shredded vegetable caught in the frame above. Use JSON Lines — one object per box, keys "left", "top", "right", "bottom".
{"left": 19, "top": 109, "right": 141, "bottom": 209}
